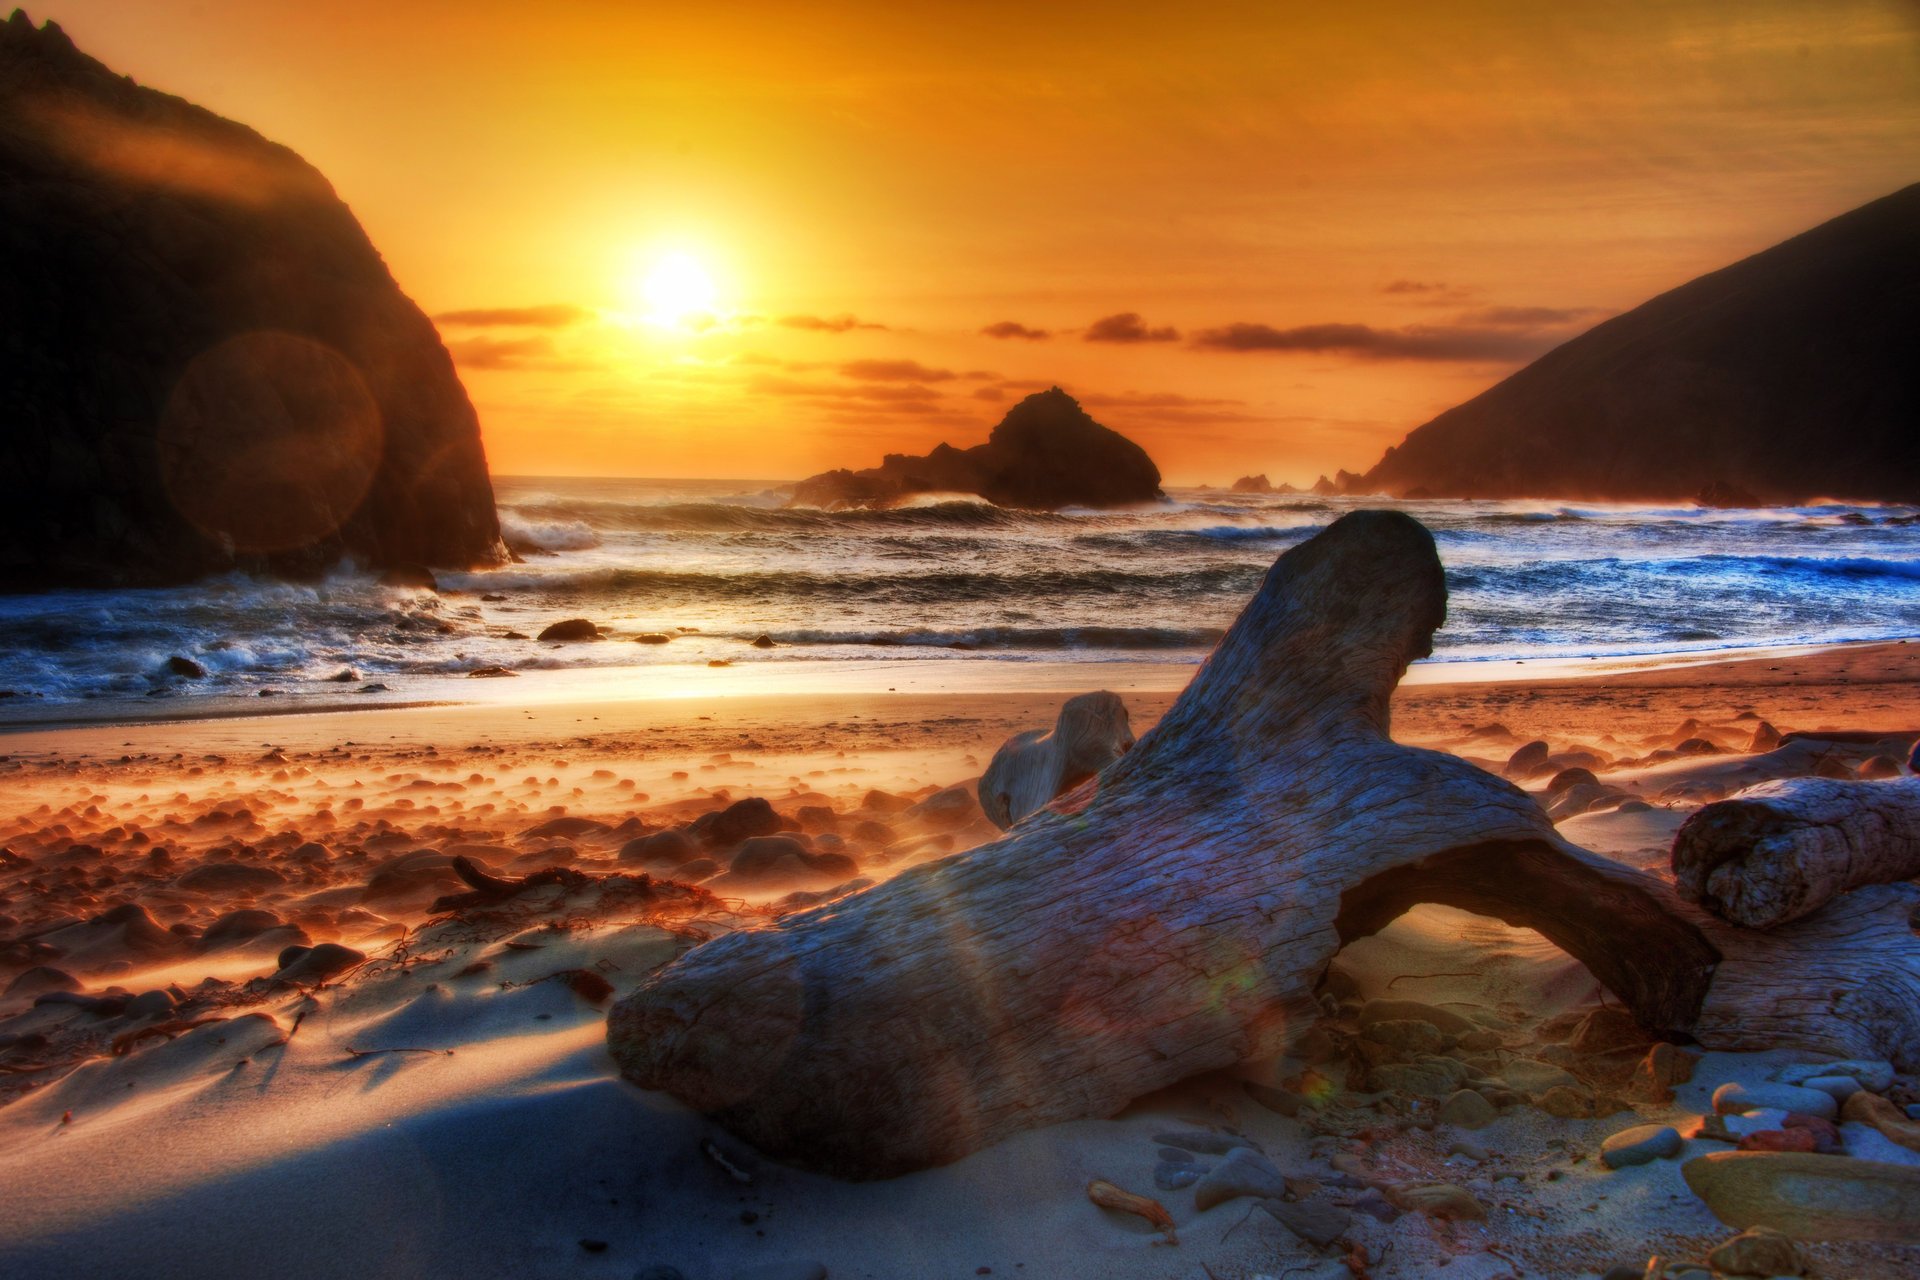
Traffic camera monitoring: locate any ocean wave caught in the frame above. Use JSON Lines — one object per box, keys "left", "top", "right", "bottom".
{"left": 499, "top": 512, "right": 602, "bottom": 554}
{"left": 499, "top": 497, "right": 1078, "bottom": 534}
{"left": 762, "top": 624, "right": 1224, "bottom": 651}
{"left": 446, "top": 563, "right": 1268, "bottom": 604}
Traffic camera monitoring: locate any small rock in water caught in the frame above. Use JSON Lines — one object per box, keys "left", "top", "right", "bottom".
{"left": 1706, "top": 1226, "right": 1807, "bottom": 1276}
{"left": 1600, "top": 1123, "right": 1683, "bottom": 1169}
{"left": 537, "top": 618, "right": 600, "bottom": 642}
{"left": 1712, "top": 1081, "right": 1837, "bottom": 1120}
{"left": 1438, "top": 1088, "right": 1496, "bottom": 1130}
{"left": 1191, "top": 1146, "right": 1287, "bottom": 1210}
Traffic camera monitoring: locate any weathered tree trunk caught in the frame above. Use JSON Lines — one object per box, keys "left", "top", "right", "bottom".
{"left": 1673, "top": 777, "right": 1920, "bottom": 928}
{"left": 607, "top": 511, "right": 1920, "bottom": 1179}
{"left": 979, "top": 689, "right": 1135, "bottom": 828}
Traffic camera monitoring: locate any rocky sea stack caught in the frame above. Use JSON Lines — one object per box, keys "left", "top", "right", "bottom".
{"left": 789, "top": 387, "right": 1163, "bottom": 510}
{"left": 1358, "top": 183, "right": 1920, "bottom": 505}
{"left": 0, "top": 11, "right": 502, "bottom": 588}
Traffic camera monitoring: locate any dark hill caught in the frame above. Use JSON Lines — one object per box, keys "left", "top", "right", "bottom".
{"left": 789, "top": 388, "right": 1163, "bottom": 509}
{"left": 1359, "top": 183, "right": 1920, "bottom": 504}
{"left": 0, "top": 11, "right": 502, "bottom": 587}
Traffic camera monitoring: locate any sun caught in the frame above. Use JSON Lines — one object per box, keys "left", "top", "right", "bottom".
{"left": 635, "top": 251, "right": 719, "bottom": 328}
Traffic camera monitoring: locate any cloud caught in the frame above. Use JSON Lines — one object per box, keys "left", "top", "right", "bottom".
{"left": 1189, "top": 321, "right": 1560, "bottom": 362}
{"left": 972, "top": 385, "right": 1006, "bottom": 401}
{"left": 980, "top": 320, "right": 1051, "bottom": 340}
{"left": 445, "top": 335, "right": 581, "bottom": 371}
{"left": 748, "top": 374, "right": 944, "bottom": 404}
{"left": 1083, "top": 312, "right": 1180, "bottom": 343}
{"left": 1455, "top": 304, "right": 1606, "bottom": 327}
{"left": 779, "top": 313, "right": 890, "bottom": 333}
{"left": 434, "top": 304, "right": 589, "bottom": 328}
{"left": 1381, "top": 280, "right": 1449, "bottom": 295}
{"left": 838, "top": 359, "right": 957, "bottom": 382}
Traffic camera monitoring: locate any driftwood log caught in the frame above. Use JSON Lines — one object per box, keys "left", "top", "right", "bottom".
{"left": 1673, "top": 777, "right": 1920, "bottom": 928}
{"left": 979, "top": 689, "right": 1135, "bottom": 828}
{"left": 607, "top": 511, "right": 1920, "bottom": 1179}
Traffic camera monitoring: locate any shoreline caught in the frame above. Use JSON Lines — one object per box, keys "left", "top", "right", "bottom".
{"left": 1, "top": 636, "right": 1911, "bottom": 737}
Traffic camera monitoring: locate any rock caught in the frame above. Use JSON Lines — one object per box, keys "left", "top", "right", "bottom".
{"left": 378, "top": 563, "right": 438, "bottom": 590}
{"left": 1503, "top": 1058, "right": 1578, "bottom": 1095}
{"left": 1438, "top": 1089, "right": 1497, "bottom": 1129}
{"left": 1363, "top": 1018, "right": 1448, "bottom": 1054}
{"left": 1569, "top": 1006, "right": 1653, "bottom": 1056}
{"left": 1386, "top": 1183, "right": 1485, "bottom": 1221}
{"left": 1707, "top": 1227, "right": 1806, "bottom": 1277}
{"left": 467, "top": 666, "right": 516, "bottom": 678}
{"left": 537, "top": 618, "right": 600, "bottom": 642}
{"left": 1352, "top": 185, "right": 1920, "bottom": 506}
{"left": 1840, "top": 1090, "right": 1920, "bottom": 1154}
{"left": 1749, "top": 721, "right": 1783, "bottom": 752}
{"left": 789, "top": 387, "right": 1163, "bottom": 511}
{"left": 175, "top": 863, "right": 286, "bottom": 893}
{"left": 1682, "top": 1151, "right": 1920, "bottom": 1240}
{"left": 1799, "top": 1074, "right": 1862, "bottom": 1102}
{"left": 1624, "top": 1042, "right": 1699, "bottom": 1103}
{"left": 1739, "top": 1127, "right": 1816, "bottom": 1154}
{"left": 324, "top": 667, "right": 360, "bottom": 682}
{"left": 165, "top": 655, "right": 206, "bottom": 679}
{"left": 692, "top": 797, "right": 783, "bottom": 848}
{"left": 731, "top": 1264, "right": 827, "bottom": 1280}
{"left": 620, "top": 829, "right": 698, "bottom": 866}
{"left": 201, "top": 908, "right": 290, "bottom": 944}
{"left": 750, "top": 633, "right": 777, "bottom": 649}
{"left": 1505, "top": 741, "right": 1550, "bottom": 777}
{"left": 1366, "top": 1060, "right": 1468, "bottom": 1097}
{"left": 1153, "top": 1162, "right": 1203, "bottom": 1191}
{"left": 1859, "top": 753, "right": 1906, "bottom": 779}
{"left": 123, "top": 988, "right": 175, "bottom": 1020}
{"left": 0, "top": 16, "right": 500, "bottom": 588}
{"left": 1546, "top": 766, "right": 1600, "bottom": 795}
{"left": 1674, "top": 737, "right": 1720, "bottom": 755}
{"left": 272, "top": 941, "right": 365, "bottom": 985}
{"left": 1713, "top": 1082, "right": 1838, "bottom": 1120}
{"left": 1231, "top": 474, "right": 1275, "bottom": 494}
{"left": 1538, "top": 1085, "right": 1593, "bottom": 1118}
{"left": 523, "top": 815, "right": 611, "bottom": 839}
{"left": 1358, "top": 998, "right": 1477, "bottom": 1036}
{"left": 1154, "top": 1129, "right": 1257, "bottom": 1155}
{"left": 1601, "top": 1124, "right": 1683, "bottom": 1169}
{"left": 1192, "top": 1146, "right": 1287, "bottom": 1210}
{"left": 980, "top": 691, "right": 1134, "bottom": 828}
{"left": 1261, "top": 1199, "right": 1351, "bottom": 1247}
{"left": 633, "top": 633, "right": 672, "bottom": 645}
{"left": 905, "top": 786, "right": 980, "bottom": 830}
{"left": 1777, "top": 1058, "right": 1895, "bottom": 1093}
{"left": 5, "top": 965, "right": 79, "bottom": 998}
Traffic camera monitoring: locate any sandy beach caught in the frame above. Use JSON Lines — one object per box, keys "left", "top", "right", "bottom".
{"left": 3, "top": 641, "right": 1918, "bottom": 1279}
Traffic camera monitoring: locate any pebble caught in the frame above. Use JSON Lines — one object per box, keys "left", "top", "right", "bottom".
{"left": 1153, "top": 1161, "right": 1203, "bottom": 1191}
{"left": 1706, "top": 1226, "right": 1807, "bottom": 1276}
{"left": 1712, "top": 1082, "right": 1837, "bottom": 1120}
{"left": 1438, "top": 1088, "right": 1496, "bottom": 1130}
{"left": 1798, "top": 1074, "right": 1862, "bottom": 1102}
{"left": 1385, "top": 1182, "right": 1484, "bottom": 1220}
{"left": 1601, "top": 1123, "right": 1683, "bottom": 1169}
{"left": 1261, "top": 1199, "right": 1351, "bottom": 1247}
{"left": 1192, "top": 1146, "right": 1288, "bottom": 1210}
{"left": 1777, "top": 1058, "right": 1895, "bottom": 1093}
{"left": 1683, "top": 1151, "right": 1920, "bottom": 1240}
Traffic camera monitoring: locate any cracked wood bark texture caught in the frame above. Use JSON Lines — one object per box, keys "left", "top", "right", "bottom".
{"left": 607, "top": 510, "right": 1920, "bottom": 1179}
{"left": 1673, "top": 777, "right": 1920, "bottom": 928}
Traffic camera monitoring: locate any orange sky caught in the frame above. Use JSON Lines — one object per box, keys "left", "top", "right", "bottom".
{"left": 32, "top": 0, "right": 1920, "bottom": 485}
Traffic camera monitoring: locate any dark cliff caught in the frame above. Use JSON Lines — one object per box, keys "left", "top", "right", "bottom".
{"left": 790, "top": 388, "right": 1164, "bottom": 509}
{"left": 1358, "top": 183, "right": 1920, "bottom": 504}
{"left": 0, "top": 11, "right": 502, "bottom": 587}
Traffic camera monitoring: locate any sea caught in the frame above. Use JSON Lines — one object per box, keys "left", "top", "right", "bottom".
{"left": 0, "top": 475, "right": 1916, "bottom": 717}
